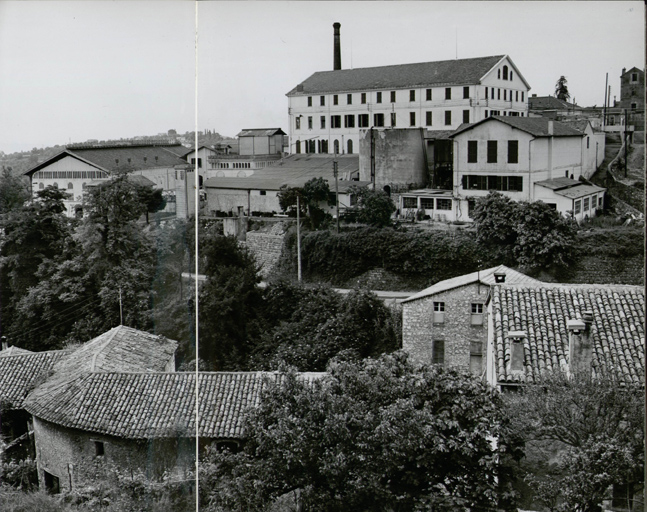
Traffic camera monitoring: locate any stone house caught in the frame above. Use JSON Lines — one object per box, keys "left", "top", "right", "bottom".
{"left": 401, "top": 265, "right": 542, "bottom": 375}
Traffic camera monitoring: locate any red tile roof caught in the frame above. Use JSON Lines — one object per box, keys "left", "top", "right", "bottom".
{"left": 491, "top": 284, "right": 645, "bottom": 385}
{"left": 287, "top": 55, "right": 513, "bottom": 95}
{"left": 0, "top": 350, "right": 70, "bottom": 408}
{"left": 25, "top": 372, "right": 323, "bottom": 439}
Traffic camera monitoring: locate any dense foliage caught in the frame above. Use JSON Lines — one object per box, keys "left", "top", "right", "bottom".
{"left": 201, "top": 352, "right": 503, "bottom": 512}
{"left": 502, "top": 371, "right": 644, "bottom": 511}
{"left": 472, "top": 192, "right": 578, "bottom": 271}
{"left": 277, "top": 177, "right": 332, "bottom": 229}
{"left": 346, "top": 186, "right": 396, "bottom": 227}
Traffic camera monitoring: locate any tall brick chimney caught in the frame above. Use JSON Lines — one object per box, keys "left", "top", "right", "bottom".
{"left": 333, "top": 22, "right": 341, "bottom": 71}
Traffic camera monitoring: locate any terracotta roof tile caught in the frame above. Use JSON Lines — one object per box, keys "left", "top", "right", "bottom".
{"left": 25, "top": 372, "right": 324, "bottom": 439}
{"left": 492, "top": 284, "right": 644, "bottom": 385}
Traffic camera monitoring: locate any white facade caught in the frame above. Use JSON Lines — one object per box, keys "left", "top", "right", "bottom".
{"left": 287, "top": 56, "right": 530, "bottom": 155}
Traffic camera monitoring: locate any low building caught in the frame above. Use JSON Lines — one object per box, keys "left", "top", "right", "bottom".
{"left": 401, "top": 265, "right": 542, "bottom": 374}
{"left": 533, "top": 177, "right": 605, "bottom": 222}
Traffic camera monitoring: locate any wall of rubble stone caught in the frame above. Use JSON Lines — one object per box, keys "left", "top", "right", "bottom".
{"left": 242, "top": 222, "right": 289, "bottom": 279}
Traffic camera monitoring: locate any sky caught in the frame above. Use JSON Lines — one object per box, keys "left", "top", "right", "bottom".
{"left": 0, "top": 1, "right": 644, "bottom": 154}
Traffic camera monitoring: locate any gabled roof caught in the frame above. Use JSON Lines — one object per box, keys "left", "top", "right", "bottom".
{"left": 24, "top": 144, "right": 189, "bottom": 177}
{"left": 237, "top": 128, "right": 286, "bottom": 137}
{"left": 0, "top": 350, "right": 70, "bottom": 408}
{"left": 529, "top": 95, "right": 580, "bottom": 111}
{"left": 452, "top": 116, "right": 585, "bottom": 138}
{"left": 204, "top": 154, "right": 363, "bottom": 191}
{"left": 621, "top": 67, "right": 643, "bottom": 78}
{"left": 25, "top": 371, "right": 324, "bottom": 439}
{"left": 402, "top": 265, "right": 541, "bottom": 303}
{"left": 491, "top": 284, "right": 645, "bottom": 385}
{"left": 0, "top": 346, "right": 33, "bottom": 357}
{"left": 287, "top": 55, "right": 517, "bottom": 95}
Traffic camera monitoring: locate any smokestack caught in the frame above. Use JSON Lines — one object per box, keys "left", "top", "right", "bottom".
{"left": 333, "top": 22, "right": 341, "bottom": 71}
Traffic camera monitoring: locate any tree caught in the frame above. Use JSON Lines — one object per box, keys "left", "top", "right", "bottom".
{"left": 471, "top": 192, "right": 577, "bottom": 270}
{"left": 198, "top": 231, "right": 265, "bottom": 370}
{"left": 201, "top": 352, "right": 503, "bottom": 512}
{"left": 278, "top": 177, "right": 332, "bottom": 229}
{"left": 0, "top": 168, "right": 29, "bottom": 214}
{"left": 555, "top": 76, "right": 570, "bottom": 101}
{"left": 502, "top": 371, "right": 644, "bottom": 511}
{"left": 347, "top": 186, "right": 396, "bottom": 227}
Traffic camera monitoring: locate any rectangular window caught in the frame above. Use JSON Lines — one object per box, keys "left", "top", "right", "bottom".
{"left": 307, "top": 96, "right": 313, "bottom": 107}
{"left": 402, "top": 197, "right": 417, "bottom": 209}
{"left": 497, "top": 89, "right": 501, "bottom": 100}
{"left": 320, "top": 116, "right": 326, "bottom": 129}
{"left": 436, "top": 198, "right": 452, "bottom": 210}
{"left": 374, "top": 113, "right": 384, "bottom": 127}
{"left": 461, "top": 175, "right": 523, "bottom": 192}
{"left": 598, "top": 195, "right": 603, "bottom": 208}
{"left": 463, "top": 110, "right": 470, "bottom": 124}
{"left": 631, "top": 72, "right": 638, "bottom": 82}
{"left": 307, "top": 116, "right": 313, "bottom": 129}
{"left": 95, "top": 441, "right": 105, "bottom": 457}
{"left": 485, "top": 88, "right": 488, "bottom": 99}
{"left": 425, "top": 111, "right": 432, "bottom": 126}
{"left": 391, "top": 112, "right": 397, "bottom": 127}
{"left": 574, "top": 200, "right": 581, "bottom": 214}
{"left": 504, "top": 90, "right": 507, "bottom": 101}
{"left": 331, "top": 115, "right": 341, "bottom": 128}
{"left": 468, "top": 141, "right": 478, "bottom": 163}
{"left": 420, "top": 198, "right": 434, "bottom": 209}
{"left": 471, "top": 303, "right": 484, "bottom": 326}
{"left": 583, "top": 197, "right": 590, "bottom": 211}
{"left": 521, "top": 92, "right": 524, "bottom": 102}
{"left": 390, "top": 90, "right": 396, "bottom": 102}
{"left": 260, "top": 190, "right": 266, "bottom": 196}
{"left": 344, "top": 115, "right": 355, "bottom": 128}
{"left": 487, "top": 140, "right": 497, "bottom": 163}
{"left": 432, "top": 340, "right": 445, "bottom": 365}
{"left": 491, "top": 87, "right": 494, "bottom": 99}
{"left": 376, "top": 92, "right": 382, "bottom": 103}
{"left": 361, "top": 93, "right": 367, "bottom": 104}
{"left": 507, "top": 140, "right": 518, "bottom": 163}
{"left": 470, "top": 341, "right": 483, "bottom": 375}
{"left": 515, "top": 91, "right": 519, "bottom": 102}
{"left": 358, "top": 114, "right": 369, "bottom": 128}
{"left": 347, "top": 94, "right": 353, "bottom": 105}
{"left": 295, "top": 117, "right": 301, "bottom": 130}
{"left": 333, "top": 94, "right": 338, "bottom": 105}
{"left": 410, "top": 112, "right": 416, "bottom": 126}
{"left": 426, "top": 88, "right": 432, "bottom": 101}
{"left": 320, "top": 96, "right": 325, "bottom": 106}
{"left": 433, "top": 302, "right": 445, "bottom": 324}
{"left": 444, "top": 111, "right": 451, "bottom": 125}
{"left": 445, "top": 88, "right": 451, "bottom": 100}
{"left": 410, "top": 90, "right": 415, "bottom": 101}
{"left": 463, "top": 86, "right": 469, "bottom": 99}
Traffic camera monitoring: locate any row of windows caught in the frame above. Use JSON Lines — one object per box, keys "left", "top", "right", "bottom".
{"left": 34, "top": 170, "right": 107, "bottom": 180}
{"left": 402, "top": 197, "right": 452, "bottom": 210}
{"left": 573, "top": 195, "right": 603, "bottom": 214}
{"left": 432, "top": 301, "right": 484, "bottom": 328}
{"left": 297, "top": 110, "right": 468, "bottom": 130}
{"left": 37, "top": 182, "right": 76, "bottom": 190}
{"left": 467, "top": 140, "right": 518, "bottom": 164}
{"left": 432, "top": 301, "right": 483, "bottom": 313}
{"left": 461, "top": 174, "right": 523, "bottom": 192}
{"left": 304, "top": 83, "right": 524, "bottom": 108}
{"left": 295, "top": 139, "right": 353, "bottom": 155}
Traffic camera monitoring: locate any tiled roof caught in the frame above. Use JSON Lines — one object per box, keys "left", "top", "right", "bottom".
{"left": 0, "top": 346, "right": 33, "bottom": 357}
{"left": 237, "top": 128, "right": 286, "bottom": 137}
{"left": 204, "top": 154, "right": 363, "bottom": 191}
{"left": 402, "top": 265, "right": 541, "bottom": 303}
{"left": 452, "top": 116, "right": 585, "bottom": 138}
{"left": 529, "top": 95, "right": 579, "bottom": 111}
{"left": 25, "top": 372, "right": 324, "bottom": 439}
{"left": 163, "top": 145, "right": 193, "bottom": 158}
{"left": 491, "top": 284, "right": 645, "bottom": 385}
{"left": 287, "top": 55, "right": 509, "bottom": 95}
{"left": 0, "top": 350, "right": 70, "bottom": 408}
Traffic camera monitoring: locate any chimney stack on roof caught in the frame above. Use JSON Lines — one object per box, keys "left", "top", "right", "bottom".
{"left": 547, "top": 120, "right": 554, "bottom": 136}
{"left": 333, "top": 22, "right": 342, "bottom": 71}
{"left": 1, "top": 336, "right": 7, "bottom": 351}
{"left": 507, "top": 331, "right": 526, "bottom": 374}
{"left": 567, "top": 317, "right": 593, "bottom": 376}
{"left": 494, "top": 271, "right": 506, "bottom": 283}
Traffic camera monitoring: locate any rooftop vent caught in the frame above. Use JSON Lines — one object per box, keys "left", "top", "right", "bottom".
{"left": 494, "top": 271, "right": 506, "bottom": 283}
{"left": 507, "top": 331, "right": 527, "bottom": 373}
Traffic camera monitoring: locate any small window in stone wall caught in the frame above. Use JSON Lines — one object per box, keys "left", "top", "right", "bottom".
{"left": 471, "top": 303, "right": 484, "bottom": 326}
{"left": 432, "top": 340, "right": 445, "bottom": 366}
{"left": 94, "top": 441, "right": 105, "bottom": 457}
{"left": 433, "top": 301, "right": 445, "bottom": 324}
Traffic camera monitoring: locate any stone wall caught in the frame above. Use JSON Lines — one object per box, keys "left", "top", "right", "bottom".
{"left": 539, "top": 254, "right": 644, "bottom": 286}
{"left": 242, "top": 222, "right": 289, "bottom": 279}
{"left": 33, "top": 417, "right": 194, "bottom": 492}
{"left": 403, "top": 283, "right": 489, "bottom": 374}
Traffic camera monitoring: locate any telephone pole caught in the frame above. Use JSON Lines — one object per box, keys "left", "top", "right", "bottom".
{"left": 333, "top": 154, "right": 340, "bottom": 233}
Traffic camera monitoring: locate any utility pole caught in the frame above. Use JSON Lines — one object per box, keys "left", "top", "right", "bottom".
{"left": 370, "top": 127, "right": 376, "bottom": 191}
{"left": 624, "top": 109, "right": 628, "bottom": 178}
{"left": 118, "top": 288, "right": 123, "bottom": 325}
{"left": 296, "top": 194, "right": 302, "bottom": 282}
{"left": 603, "top": 73, "right": 608, "bottom": 129}
{"left": 333, "top": 153, "right": 340, "bottom": 234}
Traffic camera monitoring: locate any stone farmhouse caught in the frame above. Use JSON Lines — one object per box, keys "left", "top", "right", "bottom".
{"left": 399, "top": 116, "right": 606, "bottom": 222}
{"left": 402, "top": 265, "right": 542, "bottom": 375}
{"left": 287, "top": 24, "right": 529, "bottom": 156}
{"left": 0, "top": 325, "right": 322, "bottom": 493}
{"left": 23, "top": 142, "right": 192, "bottom": 217}
{"left": 402, "top": 269, "right": 644, "bottom": 390}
